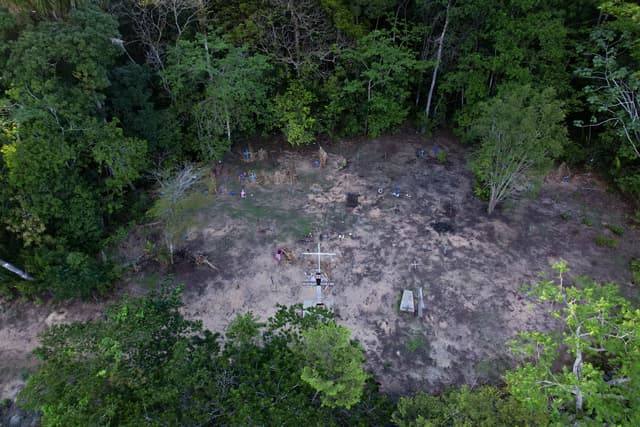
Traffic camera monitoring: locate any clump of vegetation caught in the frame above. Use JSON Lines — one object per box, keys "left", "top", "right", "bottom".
{"left": 561, "top": 212, "right": 571, "bottom": 221}
{"left": 436, "top": 150, "right": 448, "bottom": 164}
{"left": 581, "top": 216, "right": 594, "bottom": 226}
{"left": 148, "top": 164, "right": 210, "bottom": 265}
{"left": 594, "top": 236, "right": 618, "bottom": 248}
{"left": 631, "top": 258, "right": 640, "bottom": 284}
{"left": 468, "top": 85, "right": 567, "bottom": 214}
{"left": 605, "top": 223, "right": 625, "bottom": 235}
{"left": 406, "top": 335, "right": 425, "bottom": 352}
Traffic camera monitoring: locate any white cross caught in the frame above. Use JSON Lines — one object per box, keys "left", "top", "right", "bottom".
{"left": 302, "top": 241, "right": 337, "bottom": 306}
{"left": 302, "top": 241, "right": 336, "bottom": 273}
{"left": 410, "top": 260, "right": 420, "bottom": 270}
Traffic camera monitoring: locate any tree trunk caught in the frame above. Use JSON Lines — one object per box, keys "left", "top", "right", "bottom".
{"left": 424, "top": 1, "right": 450, "bottom": 130}
{"left": 225, "top": 106, "right": 231, "bottom": 141}
{"left": 487, "top": 197, "right": 498, "bottom": 215}
{"left": 1, "top": 258, "right": 34, "bottom": 280}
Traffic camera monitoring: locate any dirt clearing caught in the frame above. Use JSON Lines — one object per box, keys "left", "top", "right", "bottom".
{"left": 1, "top": 130, "right": 639, "bottom": 399}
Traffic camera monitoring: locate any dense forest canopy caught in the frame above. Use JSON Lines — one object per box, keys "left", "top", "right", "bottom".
{"left": 1, "top": 0, "right": 640, "bottom": 424}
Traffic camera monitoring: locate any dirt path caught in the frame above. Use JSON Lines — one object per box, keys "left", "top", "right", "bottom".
{"left": 1, "top": 130, "right": 638, "bottom": 399}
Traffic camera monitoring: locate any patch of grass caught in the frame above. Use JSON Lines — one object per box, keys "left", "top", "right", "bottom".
{"left": 594, "top": 236, "right": 618, "bottom": 249}
{"left": 221, "top": 197, "right": 317, "bottom": 240}
{"left": 406, "top": 334, "right": 425, "bottom": 352}
{"left": 605, "top": 223, "right": 625, "bottom": 236}
{"left": 436, "top": 150, "right": 448, "bottom": 164}
{"left": 631, "top": 258, "right": 640, "bottom": 285}
{"left": 561, "top": 212, "right": 571, "bottom": 221}
{"left": 581, "top": 216, "right": 594, "bottom": 226}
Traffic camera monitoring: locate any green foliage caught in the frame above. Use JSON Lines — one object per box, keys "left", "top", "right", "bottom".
{"left": 594, "top": 235, "right": 619, "bottom": 248}
{"left": 393, "top": 385, "right": 548, "bottom": 427}
{"left": 405, "top": 334, "right": 425, "bottom": 352}
{"left": 630, "top": 258, "right": 640, "bottom": 284}
{"left": 274, "top": 80, "right": 317, "bottom": 145}
{"left": 576, "top": 25, "right": 640, "bottom": 196}
{"left": 605, "top": 223, "right": 625, "bottom": 235}
{"left": 299, "top": 320, "right": 369, "bottom": 409}
{"left": 147, "top": 164, "right": 210, "bottom": 264}
{"left": 469, "top": 84, "right": 567, "bottom": 214}
{"left": 435, "top": 149, "right": 448, "bottom": 164}
{"left": 441, "top": 0, "right": 571, "bottom": 129}
{"left": 107, "top": 64, "right": 182, "bottom": 163}
{"left": 507, "top": 262, "right": 640, "bottom": 425}
{"left": 28, "top": 247, "right": 117, "bottom": 300}
{"left": 328, "top": 30, "right": 428, "bottom": 137}
{"left": 165, "top": 33, "right": 273, "bottom": 160}
{"left": 19, "top": 285, "right": 223, "bottom": 426}
{"left": 0, "top": 5, "right": 149, "bottom": 297}
{"left": 218, "top": 305, "right": 392, "bottom": 425}
{"left": 582, "top": 215, "right": 594, "bottom": 226}
{"left": 19, "top": 296, "right": 394, "bottom": 425}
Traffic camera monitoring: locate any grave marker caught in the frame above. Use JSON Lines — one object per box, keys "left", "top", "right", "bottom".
{"left": 302, "top": 241, "right": 336, "bottom": 307}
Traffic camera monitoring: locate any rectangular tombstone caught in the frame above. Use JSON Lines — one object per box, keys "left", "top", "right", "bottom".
{"left": 400, "top": 290, "right": 415, "bottom": 313}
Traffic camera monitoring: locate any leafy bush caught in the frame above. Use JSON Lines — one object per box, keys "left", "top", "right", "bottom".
{"left": 28, "top": 248, "right": 117, "bottom": 300}
{"left": 406, "top": 335, "right": 425, "bottom": 352}
{"left": 594, "top": 236, "right": 618, "bottom": 248}
{"left": 436, "top": 150, "right": 448, "bottom": 164}
{"left": 605, "top": 223, "right": 625, "bottom": 235}
{"left": 275, "top": 81, "right": 317, "bottom": 145}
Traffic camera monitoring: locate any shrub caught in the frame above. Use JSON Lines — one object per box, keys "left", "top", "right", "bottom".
{"left": 605, "top": 223, "right": 625, "bottom": 235}
{"left": 28, "top": 248, "right": 117, "bottom": 300}
{"left": 594, "top": 236, "right": 618, "bottom": 248}
{"left": 436, "top": 150, "right": 448, "bottom": 164}
{"left": 406, "top": 335, "right": 425, "bottom": 352}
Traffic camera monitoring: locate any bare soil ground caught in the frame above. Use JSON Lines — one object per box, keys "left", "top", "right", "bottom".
{"left": 1, "top": 129, "right": 639, "bottom": 401}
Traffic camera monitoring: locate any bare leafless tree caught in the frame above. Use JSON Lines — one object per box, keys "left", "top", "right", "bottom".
{"left": 254, "top": 0, "right": 340, "bottom": 77}
{"left": 110, "top": 0, "right": 206, "bottom": 96}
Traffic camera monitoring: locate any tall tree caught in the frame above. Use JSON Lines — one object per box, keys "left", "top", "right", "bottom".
{"left": 575, "top": 2, "right": 640, "bottom": 194}
{"left": 19, "top": 285, "right": 224, "bottom": 426}
{"left": 0, "top": 5, "right": 146, "bottom": 296}
{"left": 299, "top": 320, "right": 369, "bottom": 409}
{"left": 423, "top": 0, "right": 450, "bottom": 131}
{"left": 468, "top": 84, "right": 567, "bottom": 214}
{"left": 165, "top": 33, "right": 273, "bottom": 160}
{"left": 439, "top": 0, "right": 570, "bottom": 128}
{"left": 329, "top": 30, "right": 427, "bottom": 137}
{"left": 507, "top": 262, "right": 640, "bottom": 425}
